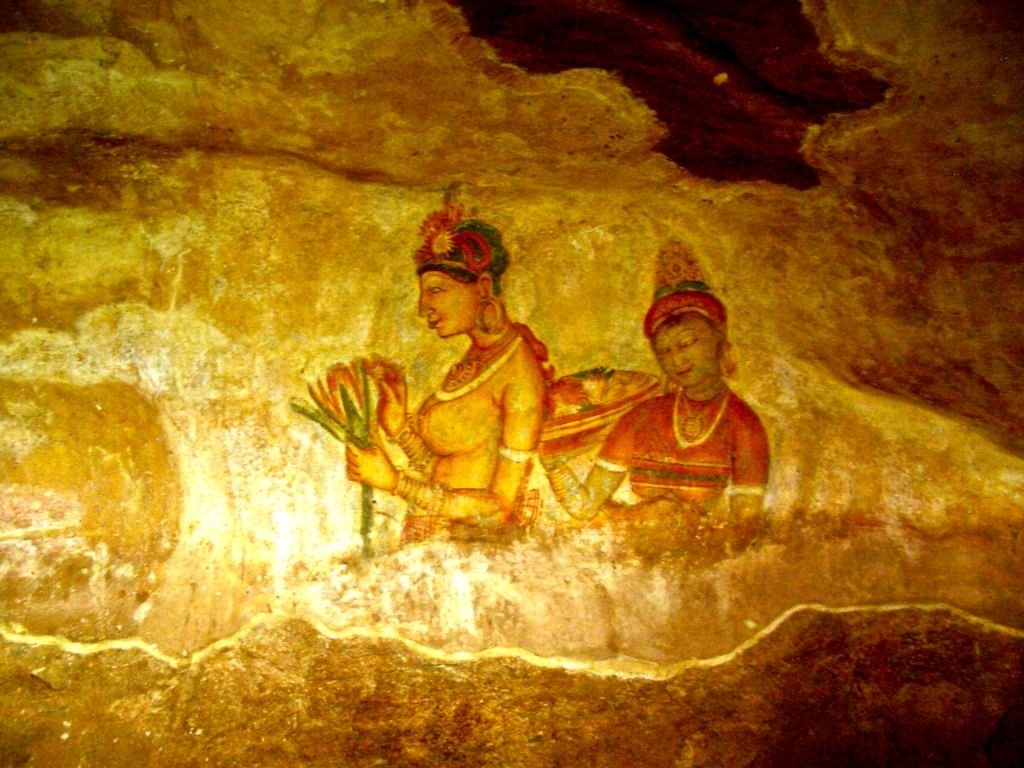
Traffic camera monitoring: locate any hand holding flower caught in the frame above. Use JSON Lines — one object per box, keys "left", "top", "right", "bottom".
{"left": 364, "top": 356, "right": 407, "bottom": 438}
{"left": 291, "top": 358, "right": 380, "bottom": 556}
{"left": 346, "top": 444, "right": 399, "bottom": 493}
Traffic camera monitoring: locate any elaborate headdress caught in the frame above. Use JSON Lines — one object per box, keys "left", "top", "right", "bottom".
{"left": 415, "top": 201, "right": 510, "bottom": 294}
{"left": 643, "top": 242, "right": 726, "bottom": 339}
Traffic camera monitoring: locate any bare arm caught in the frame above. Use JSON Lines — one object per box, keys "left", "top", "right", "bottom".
{"left": 726, "top": 400, "right": 770, "bottom": 551}
{"left": 363, "top": 356, "right": 438, "bottom": 475}
{"left": 543, "top": 401, "right": 638, "bottom": 519}
{"left": 727, "top": 490, "right": 765, "bottom": 551}
{"left": 542, "top": 456, "right": 626, "bottom": 520}
{"left": 487, "top": 352, "right": 546, "bottom": 519}
{"left": 354, "top": 348, "right": 546, "bottom": 529}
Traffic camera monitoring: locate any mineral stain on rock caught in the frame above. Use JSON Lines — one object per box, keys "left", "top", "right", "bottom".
{"left": 449, "top": 0, "right": 889, "bottom": 187}
{"left": 0, "top": 381, "right": 181, "bottom": 638}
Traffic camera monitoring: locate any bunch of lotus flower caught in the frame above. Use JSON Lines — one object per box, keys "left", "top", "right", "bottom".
{"left": 292, "top": 360, "right": 374, "bottom": 449}
{"left": 291, "top": 359, "right": 376, "bottom": 555}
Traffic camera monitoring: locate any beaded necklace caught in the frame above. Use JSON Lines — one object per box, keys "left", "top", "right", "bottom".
{"left": 435, "top": 327, "right": 521, "bottom": 402}
{"left": 672, "top": 388, "right": 729, "bottom": 449}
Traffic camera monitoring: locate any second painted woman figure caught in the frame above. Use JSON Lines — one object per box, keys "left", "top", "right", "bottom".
{"left": 543, "top": 244, "right": 770, "bottom": 552}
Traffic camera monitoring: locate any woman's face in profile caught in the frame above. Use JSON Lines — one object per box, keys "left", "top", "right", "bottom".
{"left": 418, "top": 271, "right": 479, "bottom": 338}
{"left": 652, "top": 313, "right": 723, "bottom": 393}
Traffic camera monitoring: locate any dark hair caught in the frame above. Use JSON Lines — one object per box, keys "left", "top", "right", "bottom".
{"left": 416, "top": 262, "right": 478, "bottom": 285}
{"left": 416, "top": 220, "right": 510, "bottom": 295}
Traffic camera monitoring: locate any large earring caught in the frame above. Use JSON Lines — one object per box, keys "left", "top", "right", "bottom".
{"left": 476, "top": 296, "right": 506, "bottom": 334}
{"left": 719, "top": 340, "right": 737, "bottom": 378}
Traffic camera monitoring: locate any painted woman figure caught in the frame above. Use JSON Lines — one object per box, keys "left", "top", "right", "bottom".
{"left": 345, "top": 201, "right": 551, "bottom": 544}
{"left": 543, "top": 246, "right": 770, "bottom": 551}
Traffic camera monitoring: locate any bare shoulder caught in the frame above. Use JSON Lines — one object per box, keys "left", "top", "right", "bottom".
{"left": 501, "top": 336, "right": 546, "bottom": 387}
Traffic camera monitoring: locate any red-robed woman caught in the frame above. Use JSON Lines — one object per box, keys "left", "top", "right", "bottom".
{"left": 543, "top": 253, "right": 770, "bottom": 551}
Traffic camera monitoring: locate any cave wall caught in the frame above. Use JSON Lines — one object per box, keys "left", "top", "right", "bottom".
{"left": 1, "top": 0, "right": 1022, "bottom": 764}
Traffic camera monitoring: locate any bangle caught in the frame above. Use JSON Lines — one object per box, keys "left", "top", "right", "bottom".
{"left": 498, "top": 445, "right": 534, "bottom": 463}
{"left": 726, "top": 485, "right": 765, "bottom": 497}
{"left": 594, "top": 456, "right": 628, "bottom": 473}
{"left": 395, "top": 472, "right": 445, "bottom": 516}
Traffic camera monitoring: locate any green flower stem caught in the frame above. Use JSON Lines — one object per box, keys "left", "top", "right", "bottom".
{"left": 360, "top": 482, "right": 374, "bottom": 557}
{"left": 291, "top": 364, "right": 378, "bottom": 558}
{"left": 290, "top": 400, "right": 348, "bottom": 443}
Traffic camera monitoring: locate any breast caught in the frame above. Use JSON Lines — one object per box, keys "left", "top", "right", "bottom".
{"left": 417, "top": 385, "right": 502, "bottom": 458}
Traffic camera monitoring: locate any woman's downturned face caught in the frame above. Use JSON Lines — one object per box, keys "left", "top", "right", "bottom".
{"left": 652, "top": 313, "right": 723, "bottom": 392}
{"left": 418, "top": 271, "right": 479, "bottom": 338}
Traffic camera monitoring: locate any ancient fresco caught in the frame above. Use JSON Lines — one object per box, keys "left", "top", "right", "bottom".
{"left": 296, "top": 207, "right": 771, "bottom": 563}
{"left": 0, "top": 1, "right": 1022, "bottom": 762}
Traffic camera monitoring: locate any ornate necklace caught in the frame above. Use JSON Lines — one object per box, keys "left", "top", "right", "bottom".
{"left": 672, "top": 389, "right": 729, "bottom": 449}
{"left": 437, "top": 327, "right": 520, "bottom": 401}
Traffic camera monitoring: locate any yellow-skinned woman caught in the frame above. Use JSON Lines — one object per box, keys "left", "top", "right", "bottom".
{"left": 345, "top": 202, "right": 552, "bottom": 544}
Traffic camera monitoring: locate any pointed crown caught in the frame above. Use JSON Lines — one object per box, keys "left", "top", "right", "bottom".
{"left": 644, "top": 242, "right": 726, "bottom": 338}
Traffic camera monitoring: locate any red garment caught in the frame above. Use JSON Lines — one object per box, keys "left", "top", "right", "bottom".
{"left": 643, "top": 291, "right": 726, "bottom": 339}
{"left": 598, "top": 389, "right": 769, "bottom": 501}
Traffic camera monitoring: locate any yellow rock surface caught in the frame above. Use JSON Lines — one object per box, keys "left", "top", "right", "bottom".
{"left": 0, "top": 379, "right": 179, "bottom": 637}
{"left": 0, "top": 0, "right": 1019, "bottom": 661}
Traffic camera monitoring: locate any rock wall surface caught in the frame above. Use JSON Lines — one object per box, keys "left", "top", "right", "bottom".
{"left": 0, "top": 0, "right": 1022, "bottom": 763}
{"left": 2, "top": 608, "right": 1023, "bottom": 767}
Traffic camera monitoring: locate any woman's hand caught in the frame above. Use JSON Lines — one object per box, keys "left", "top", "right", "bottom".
{"left": 365, "top": 356, "right": 407, "bottom": 438}
{"left": 346, "top": 444, "right": 400, "bottom": 492}
{"left": 728, "top": 494, "right": 765, "bottom": 552}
